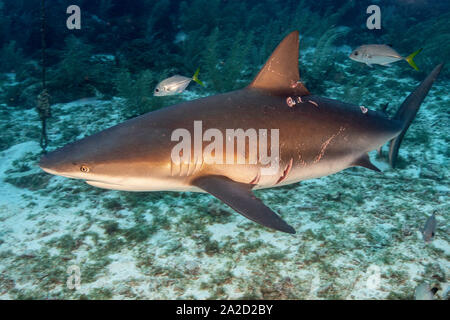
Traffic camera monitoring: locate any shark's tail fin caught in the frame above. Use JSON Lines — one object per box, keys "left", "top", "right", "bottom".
{"left": 388, "top": 63, "right": 444, "bottom": 168}
{"left": 405, "top": 48, "right": 422, "bottom": 71}
{"left": 192, "top": 68, "right": 205, "bottom": 87}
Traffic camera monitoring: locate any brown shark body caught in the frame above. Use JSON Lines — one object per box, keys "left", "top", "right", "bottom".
{"left": 39, "top": 31, "right": 443, "bottom": 234}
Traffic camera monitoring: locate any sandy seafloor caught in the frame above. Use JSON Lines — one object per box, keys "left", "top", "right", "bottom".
{"left": 0, "top": 54, "right": 448, "bottom": 300}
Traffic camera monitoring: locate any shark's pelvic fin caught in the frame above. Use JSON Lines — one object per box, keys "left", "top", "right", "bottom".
{"left": 353, "top": 153, "right": 381, "bottom": 172}
{"left": 248, "top": 30, "right": 309, "bottom": 96}
{"left": 192, "top": 175, "right": 296, "bottom": 234}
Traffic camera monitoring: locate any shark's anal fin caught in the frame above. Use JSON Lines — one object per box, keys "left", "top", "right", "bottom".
{"left": 192, "top": 175, "right": 296, "bottom": 234}
{"left": 247, "top": 30, "right": 309, "bottom": 96}
{"left": 353, "top": 153, "right": 381, "bottom": 172}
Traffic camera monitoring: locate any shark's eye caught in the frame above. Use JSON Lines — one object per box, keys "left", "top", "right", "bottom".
{"left": 80, "top": 165, "right": 90, "bottom": 173}
{"left": 354, "top": 51, "right": 359, "bottom": 56}
{"left": 155, "top": 88, "right": 159, "bottom": 93}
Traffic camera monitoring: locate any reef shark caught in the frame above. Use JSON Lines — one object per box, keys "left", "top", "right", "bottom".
{"left": 39, "top": 31, "right": 443, "bottom": 234}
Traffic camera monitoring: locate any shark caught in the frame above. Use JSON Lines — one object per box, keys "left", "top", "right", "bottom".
{"left": 39, "top": 31, "right": 443, "bottom": 234}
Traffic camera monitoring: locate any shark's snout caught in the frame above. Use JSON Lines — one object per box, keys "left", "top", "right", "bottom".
{"left": 39, "top": 153, "right": 61, "bottom": 175}
{"left": 39, "top": 144, "right": 81, "bottom": 177}
{"left": 39, "top": 152, "right": 84, "bottom": 179}
{"left": 39, "top": 153, "right": 51, "bottom": 169}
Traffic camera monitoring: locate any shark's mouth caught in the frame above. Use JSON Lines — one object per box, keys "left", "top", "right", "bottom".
{"left": 85, "top": 180, "right": 160, "bottom": 192}
{"left": 40, "top": 167, "right": 75, "bottom": 178}
{"left": 86, "top": 180, "right": 124, "bottom": 189}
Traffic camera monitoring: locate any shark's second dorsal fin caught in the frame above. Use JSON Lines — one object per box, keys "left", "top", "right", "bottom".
{"left": 248, "top": 30, "right": 310, "bottom": 96}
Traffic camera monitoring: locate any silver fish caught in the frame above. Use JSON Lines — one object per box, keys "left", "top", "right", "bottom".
{"left": 421, "top": 212, "right": 437, "bottom": 243}
{"left": 349, "top": 44, "right": 422, "bottom": 70}
{"left": 154, "top": 68, "right": 203, "bottom": 96}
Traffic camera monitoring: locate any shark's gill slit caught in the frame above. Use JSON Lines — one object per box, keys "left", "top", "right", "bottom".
{"left": 187, "top": 157, "right": 194, "bottom": 176}
{"left": 180, "top": 161, "right": 184, "bottom": 177}
{"left": 297, "top": 152, "right": 307, "bottom": 167}
{"left": 187, "top": 155, "right": 199, "bottom": 176}
{"left": 186, "top": 159, "right": 191, "bottom": 177}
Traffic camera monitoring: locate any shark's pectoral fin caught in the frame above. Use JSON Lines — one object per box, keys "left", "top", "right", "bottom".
{"left": 192, "top": 175, "right": 296, "bottom": 234}
{"left": 247, "top": 31, "right": 309, "bottom": 96}
{"left": 353, "top": 153, "right": 381, "bottom": 172}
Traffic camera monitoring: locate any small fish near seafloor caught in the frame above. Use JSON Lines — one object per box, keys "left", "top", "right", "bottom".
{"left": 39, "top": 31, "right": 444, "bottom": 234}
{"left": 349, "top": 44, "right": 422, "bottom": 71}
{"left": 421, "top": 212, "right": 437, "bottom": 243}
{"left": 154, "top": 68, "right": 204, "bottom": 96}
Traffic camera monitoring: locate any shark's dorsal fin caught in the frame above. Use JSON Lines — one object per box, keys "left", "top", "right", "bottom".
{"left": 248, "top": 30, "right": 310, "bottom": 96}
